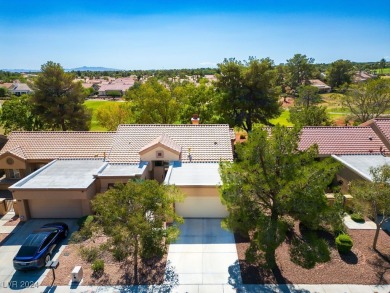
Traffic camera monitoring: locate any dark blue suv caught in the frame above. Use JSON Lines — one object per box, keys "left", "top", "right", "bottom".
{"left": 13, "top": 222, "right": 69, "bottom": 271}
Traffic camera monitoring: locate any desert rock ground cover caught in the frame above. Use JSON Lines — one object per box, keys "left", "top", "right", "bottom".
{"left": 236, "top": 225, "right": 389, "bottom": 285}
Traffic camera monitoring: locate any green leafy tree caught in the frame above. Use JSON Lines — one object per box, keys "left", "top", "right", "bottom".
{"left": 126, "top": 78, "right": 179, "bottom": 124}
{"left": 286, "top": 54, "right": 315, "bottom": 91}
{"left": 32, "top": 61, "right": 92, "bottom": 131}
{"left": 215, "top": 57, "right": 280, "bottom": 132}
{"left": 296, "top": 85, "right": 321, "bottom": 108}
{"left": 219, "top": 125, "right": 339, "bottom": 268}
{"left": 327, "top": 59, "right": 354, "bottom": 89}
{"left": 379, "top": 58, "right": 386, "bottom": 74}
{"left": 0, "top": 87, "right": 8, "bottom": 97}
{"left": 350, "top": 165, "right": 390, "bottom": 250}
{"left": 0, "top": 95, "right": 43, "bottom": 134}
{"left": 342, "top": 78, "right": 390, "bottom": 123}
{"left": 289, "top": 105, "right": 331, "bottom": 127}
{"left": 86, "top": 180, "right": 183, "bottom": 284}
{"left": 96, "top": 102, "right": 133, "bottom": 131}
{"left": 172, "top": 79, "right": 217, "bottom": 124}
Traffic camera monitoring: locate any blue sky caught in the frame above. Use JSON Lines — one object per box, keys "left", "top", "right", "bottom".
{"left": 1, "top": 0, "right": 389, "bottom": 70}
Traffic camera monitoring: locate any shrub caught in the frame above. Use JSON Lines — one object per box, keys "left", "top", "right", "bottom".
{"left": 112, "top": 246, "right": 127, "bottom": 261}
{"left": 91, "top": 259, "right": 104, "bottom": 276}
{"left": 240, "top": 134, "right": 246, "bottom": 139}
{"left": 80, "top": 247, "right": 98, "bottom": 262}
{"left": 77, "top": 215, "right": 94, "bottom": 228}
{"left": 350, "top": 213, "right": 365, "bottom": 223}
{"left": 335, "top": 234, "right": 353, "bottom": 254}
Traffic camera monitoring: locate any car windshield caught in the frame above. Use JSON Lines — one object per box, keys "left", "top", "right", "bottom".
{"left": 17, "top": 232, "right": 49, "bottom": 257}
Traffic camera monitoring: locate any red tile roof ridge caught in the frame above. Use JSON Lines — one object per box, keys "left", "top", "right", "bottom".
{"left": 8, "top": 146, "right": 27, "bottom": 159}
{"left": 302, "top": 126, "right": 372, "bottom": 129}
{"left": 117, "top": 124, "right": 229, "bottom": 127}
{"left": 9, "top": 131, "right": 116, "bottom": 134}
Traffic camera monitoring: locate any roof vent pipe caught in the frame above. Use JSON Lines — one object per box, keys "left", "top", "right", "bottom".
{"left": 191, "top": 114, "right": 200, "bottom": 125}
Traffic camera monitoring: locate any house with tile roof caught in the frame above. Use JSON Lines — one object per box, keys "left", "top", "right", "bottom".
{"left": 9, "top": 82, "right": 33, "bottom": 96}
{"left": 298, "top": 122, "right": 390, "bottom": 192}
{"left": 2, "top": 118, "right": 390, "bottom": 220}
{"left": 309, "top": 79, "right": 331, "bottom": 93}
{"left": 1, "top": 124, "right": 234, "bottom": 220}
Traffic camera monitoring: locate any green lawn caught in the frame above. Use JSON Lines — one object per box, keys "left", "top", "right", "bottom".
{"left": 270, "top": 110, "right": 293, "bottom": 126}
{"left": 84, "top": 100, "right": 119, "bottom": 131}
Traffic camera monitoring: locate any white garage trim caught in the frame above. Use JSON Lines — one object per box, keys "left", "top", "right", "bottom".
{"left": 28, "top": 199, "right": 83, "bottom": 218}
{"left": 175, "top": 196, "right": 228, "bottom": 218}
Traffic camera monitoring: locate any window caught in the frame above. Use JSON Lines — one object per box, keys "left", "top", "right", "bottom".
{"left": 8, "top": 169, "right": 21, "bottom": 179}
{"left": 39, "top": 231, "right": 57, "bottom": 252}
{"left": 156, "top": 150, "right": 164, "bottom": 159}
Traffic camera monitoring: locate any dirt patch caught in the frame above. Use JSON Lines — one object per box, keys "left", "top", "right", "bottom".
{"left": 236, "top": 228, "right": 390, "bottom": 285}
{"left": 41, "top": 237, "right": 168, "bottom": 286}
{"left": 280, "top": 97, "right": 295, "bottom": 109}
{"left": 3, "top": 216, "right": 20, "bottom": 226}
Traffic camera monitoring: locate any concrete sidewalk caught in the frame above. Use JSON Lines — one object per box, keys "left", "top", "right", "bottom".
{"left": 1, "top": 284, "right": 389, "bottom": 293}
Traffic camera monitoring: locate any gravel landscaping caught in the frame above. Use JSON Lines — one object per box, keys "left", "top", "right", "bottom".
{"left": 41, "top": 237, "right": 168, "bottom": 286}
{"left": 236, "top": 227, "right": 389, "bottom": 285}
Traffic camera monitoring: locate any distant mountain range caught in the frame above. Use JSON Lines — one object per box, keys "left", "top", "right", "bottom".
{"left": 1, "top": 66, "right": 121, "bottom": 73}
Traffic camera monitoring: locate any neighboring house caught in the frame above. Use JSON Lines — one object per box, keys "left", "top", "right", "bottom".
{"left": 309, "top": 79, "right": 331, "bottom": 93}
{"left": 298, "top": 121, "right": 390, "bottom": 192}
{"left": 354, "top": 71, "right": 376, "bottom": 83}
{"left": 9, "top": 83, "right": 33, "bottom": 96}
{"left": 97, "top": 82, "right": 134, "bottom": 97}
{"left": 3, "top": 118, "right": 390, "bottom": 221}
{"left": 2, "top": 123, "right": 234, "bottom": 220}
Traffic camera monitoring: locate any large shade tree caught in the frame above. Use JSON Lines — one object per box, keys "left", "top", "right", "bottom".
{"left": 215, "top": 57, "right": 280, "bottom": 132}
{"left": 172, "top": 79, "right": 217, "bottom": 124}
{"left": 96, "top": 102, "right": 133, "bottom": 131}
{"left": 286, "top": 54, "right": 315, "bottom": 91}
{"left": 86, "top": 180, "right": 183, "bottom": 284}
{"left": 219, "top": 125, "right": 340, "bottom": 268}
{"left": 350, "top": 165, "right": 390, "bottom": 250}
{"left": 327, "top": 59, "right": 354, "bottom": 89}
{"left": 32, "top": 61, "right": 91, "bottom": 131}
{"left": 0, "top": 94, "right": 43, "bottom": 134}
{"left": 126, "top": 78, "right": 179, "bottom": 124}
{"left": 342, "top": 78, "right": 390, "bottom": 123}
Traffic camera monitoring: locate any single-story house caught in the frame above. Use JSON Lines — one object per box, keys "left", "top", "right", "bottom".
{"left": 309, "top": 79, "right": 331, "bottom": 93}
{"left": 2, "top": 118, "right": 390, "bottom": 220}
{"left": 298, "top": 119, "right": 390, "bottom": 192}
{"left": 1, "top": 123, "right": 234, "bottom": 220}
{"left": 9, "top": 83, "right": 33, "bottom": 96}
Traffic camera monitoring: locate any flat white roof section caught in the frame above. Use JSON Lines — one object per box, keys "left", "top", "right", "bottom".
{"left": 96, "top": 162, "right": 148, "bottom": 177}
{"left": 332, "top": 154, "right": 390, "bottom": 182}
{"left": 165, "top": 162, "right": 221, "bottom": 186}
{"left": 10, "top": 159, "right": 105, "bottom": 189}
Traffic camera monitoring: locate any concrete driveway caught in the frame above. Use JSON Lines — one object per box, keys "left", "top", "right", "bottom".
{"left": 0, "top": 217, "right": 78, "bottom": 290}
{"left": 166, "top": 218, "right": 241, "bottom": 286}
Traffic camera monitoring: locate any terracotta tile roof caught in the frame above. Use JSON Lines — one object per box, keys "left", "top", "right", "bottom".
{"left": 7, "top": 146, "right": 27, "bottom": 159}
{"left": 299, "top": 127, "right": 389, "bottom": 155}
{"left": 372, "top": 118, "right": 390, "bottom": 143}
{"left": 139, "top": 134, "right": 181, "bottom": 154}
{"left": 0, "top": 132, "right": 115, "bottom": 160}
{"left": 108, "top": 124, "right": 233, "bottom": 163}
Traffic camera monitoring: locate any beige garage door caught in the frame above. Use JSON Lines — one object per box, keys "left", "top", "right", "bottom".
{"left": 28, "top": 199, "right": 83, "bottom": 218}
{"left": 175, "top": 196, "right": 228, "bottom": 218}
